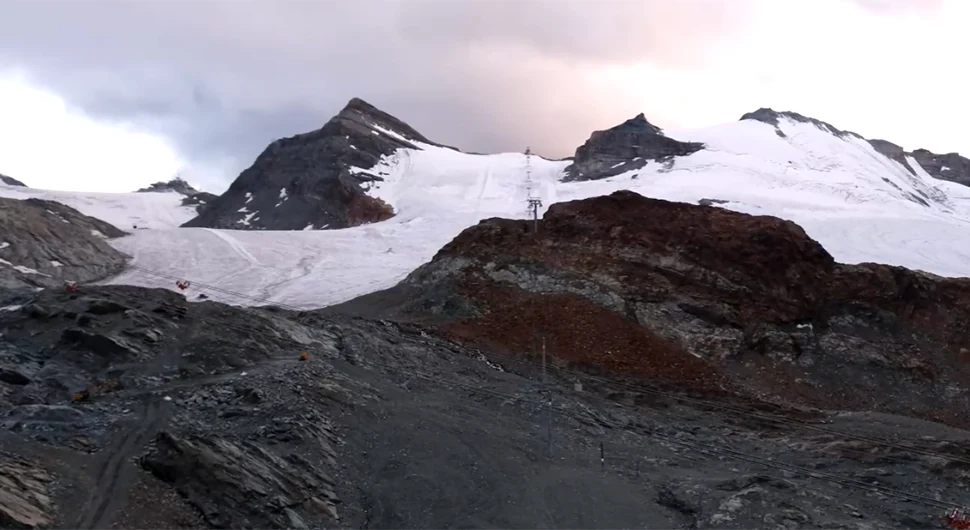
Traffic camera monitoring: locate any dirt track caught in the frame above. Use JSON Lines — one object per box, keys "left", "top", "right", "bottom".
{"left": 75, "top": 397, "right": 170, "bottom": 529}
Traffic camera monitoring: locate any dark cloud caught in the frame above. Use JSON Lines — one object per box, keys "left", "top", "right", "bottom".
{"left": 0, "top": 0, "right": 758, "bottom": 192}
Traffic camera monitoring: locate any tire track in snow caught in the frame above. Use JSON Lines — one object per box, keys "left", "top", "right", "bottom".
{"left": 254, "top": 253, "right": 324, "bottom": 305}
{"left": 205, "top": 228, "right": 261, "bottom": 266}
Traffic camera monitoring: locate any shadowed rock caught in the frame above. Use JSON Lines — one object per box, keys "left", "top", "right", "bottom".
{"left": 562, "top": 114, "right": 704, "bottom": 182}
{"left": 182, "top": 98, "right": 455, "bottom": 231}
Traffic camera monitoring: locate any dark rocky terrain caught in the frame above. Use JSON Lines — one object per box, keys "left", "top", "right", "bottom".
{"left": 136, "top": 177, "right": 219, "bottom": 215}
{"left": 0, "top": 197, "right": 128, "bottom": 291}
{"left": 340, "top": 190, "right": 970, "bottom": 430}
{"left": 182, "top": 98, "right": 454, "bottom": 231}
{"left": 3, "top": 280, "right": 970, "bottom": 529}
{"left": 4, "top": 193, "right": 970, "bottom": 527}
{"left": 743, "top": 108, "right": 970, "bottom": 188}
{"left": 1, "top": 173, "right": 27, "bottom": 187}
{"left": 562, "top": 114, "right": 704, "bottom": 182}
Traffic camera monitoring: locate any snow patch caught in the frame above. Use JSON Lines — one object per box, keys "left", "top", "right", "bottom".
{"left": 45, "top": 210, "right": 70, "bottom": 223}
{"left": 237, "top": 211, "right": 258, "bottom": 226}
{"left": 90, "top": 230, "right": 106, "bottom": 238}
{"left": 371, "top": 124, "right": 409, "bottom": 143}
{"left": 0, "top": 305, "right": 22, "bottom": 312}
{"left": 245, "top": 192, "right": 253, "bottom": 204}
{"left": 0, "top": 257, "right": 50, "bottom": 276}
{"left": 0, "top": 242, "right": 8, "bottom": 250}
{"left": 50, "top": 260, "right": 64, "bottom": 267}
{"left": 943, "top": 166, "right": 951, "bottom": 172}
{"left": 275, "top": 188, "right": 289, "bottom": 208}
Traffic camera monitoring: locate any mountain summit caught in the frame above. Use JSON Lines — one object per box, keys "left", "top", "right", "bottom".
{"left": 562, "top": 113, "right": 704, "bottom": 182}
{"left": 182, "top": 98, "right": 449, "bottom": 231}
{"left": 742, "top": 108, "right": 970, "bottom": 186}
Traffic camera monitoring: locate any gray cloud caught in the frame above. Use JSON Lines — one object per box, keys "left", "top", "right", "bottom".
{"left": 0, "top": 0, "right": 758, "bottom": 192}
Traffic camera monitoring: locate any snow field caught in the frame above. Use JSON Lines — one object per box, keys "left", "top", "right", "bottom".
{"left": 5, "top": 114, "right": 970, "bottom": 309}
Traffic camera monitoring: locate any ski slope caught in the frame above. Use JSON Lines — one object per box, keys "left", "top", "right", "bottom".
{"left": 9, "top": 114, "right": 970, "bottom": 309}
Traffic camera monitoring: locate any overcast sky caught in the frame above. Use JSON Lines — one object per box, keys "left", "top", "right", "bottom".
{"left": 0, "top": 0, "right": 964, "bottom": 193}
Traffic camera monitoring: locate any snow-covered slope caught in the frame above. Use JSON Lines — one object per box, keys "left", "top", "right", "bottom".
{"left": 0, "top": 182, "right": 197, "bottom": 230}
{"left": 93, "top": 114, "right": 970, "bottom": 309}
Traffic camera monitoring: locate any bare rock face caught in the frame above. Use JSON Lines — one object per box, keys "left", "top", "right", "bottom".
{"left": 373, "top": 190, "right": 970, "bottom": 428}
{"left": 0, "top": 454, "right": 55, "bottom": 529}
{"left": 136, "top": 177, "right": 201, "bottom": 196}
{"left": 182, "top": 98, "right": 453, "bottom": 231}
{"left": 140, "top": 432, "right": 338, "bottom": 528}
{"left": 3, "top": 283, "right": 970, "bottom": 529}
{"left": 909, "top": 149, "right": 970, "bottom": 186}
{"left": 0, "top": 198, "right": 128, "bottom": 291}
{"left": 0, "top": 174, "right": 27, "bottom": 187}
{"left": 562, "top": 114, "right": 704, "bottom": 182}
{"left": 135, "top": 177, "right": 219, "bottom": 215}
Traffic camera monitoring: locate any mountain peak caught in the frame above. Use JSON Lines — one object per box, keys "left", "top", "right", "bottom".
{"left": 182, "top": 97, "right": 449, "bottom": 231}
{"left": 136, "top": 177, "right": 200, "bottom": 196}
{"left": 340, "top": 97, "right": 381, "bottom": 116}
{"left": 740, "top": 107, "right": 862, "bottom": 140}
{"left": 562, "top": 112, "right": 703, "bottom": 182}
{"left": 614, "top": 113, "right": 663, "bottom": 135}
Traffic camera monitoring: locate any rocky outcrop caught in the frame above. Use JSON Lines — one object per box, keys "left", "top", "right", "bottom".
{"left": 178, "top": 191, "right": 218, "bottom": 215}
{"left": 3, "top": 284, "right": 970, "bottom": 528}
{"left": 0, "top": 174, "right": 26, "bottom": 187}
{"left": 135, "top": 177, "right": 219, "bottom": 215}
{"left": 909, "top": 149, "right": 970, "bottom": 187}
{"left": 740, "top": 108, "right": 865, "bottom": 140}
{"left": 136, "top": 177, "right": 201, "bottom": 196}
{"left": 372, "top": 190, "right": 970, "bottom": 427}
{"left": 0, "top": 198, "right": 128, "bottom": 291}
{"left": 0, "top": 454, "right": 55, "bottom": 528}
{"left": 182, "top": 98, "right": 453, "bottom": 231}
{"left": 140, "top": 432, "right": 338, "bottom": 528}
{"left": 562, "top": 114, "right": 704, "bottom": 182}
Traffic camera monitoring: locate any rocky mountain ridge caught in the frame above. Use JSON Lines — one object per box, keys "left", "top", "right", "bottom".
{"left": 743, "top": 108, "right": 970, "bottom": 186}
{"left": 0, "top": 174, "right": 27, "bottom": 187}
{"left": 0, "top": 197, "right": 128, "bottom": 291}
{"left": 562, "top": 113, "right": 705, "bottom": 182}
{"left": 136, "top": 177, "right": 202, "bottom": 196}
{"left": 180, "top": 100, "right": 970, "bottom": 233}
{"left": 136, "top": 177, "right": 218, "bottom": 215}
{"left": 181, "top": 98, "right": 451, "bottom": 231}
{"left": 341, "top": 190, "right": 970, "bottom": 429}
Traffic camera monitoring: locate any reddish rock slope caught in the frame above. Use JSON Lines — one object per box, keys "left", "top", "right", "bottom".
{"left": 384, "top": 190, "right": 970, "bottom": 426}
